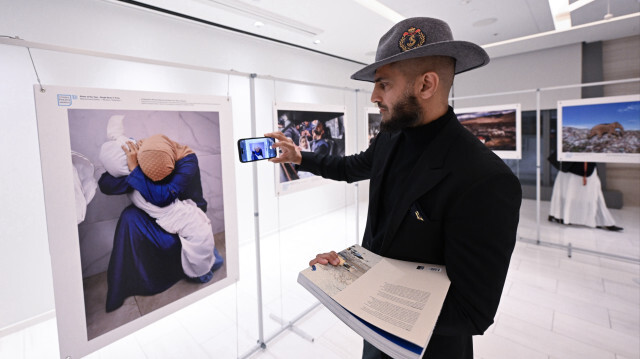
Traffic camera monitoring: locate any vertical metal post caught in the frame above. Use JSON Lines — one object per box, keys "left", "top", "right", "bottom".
{"left": 536, "top": 89, "right": 541, "bottom": 245}
{"left": 354, "top": 89, "right": 360, "bottom": 245}
{"left": 249, "top": 73, "right": 266, "bottom": 348}
{"left": 541, "top": 111, "right": 551, "bottom": 186}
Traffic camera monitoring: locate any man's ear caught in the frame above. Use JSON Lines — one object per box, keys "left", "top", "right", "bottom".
{"left": 415, "top": 71, "right": 439, "bottom": 100}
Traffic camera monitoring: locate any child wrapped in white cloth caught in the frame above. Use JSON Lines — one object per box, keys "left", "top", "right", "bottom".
{"left": 99, "top": 115, "right": 218, "bottom": 281}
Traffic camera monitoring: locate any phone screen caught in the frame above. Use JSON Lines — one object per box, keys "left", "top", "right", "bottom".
{"left": 237, "top": 137, "right": 277, "bottom": 163}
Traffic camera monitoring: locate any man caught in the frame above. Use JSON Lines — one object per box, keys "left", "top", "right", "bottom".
{"left": 267, "top": 17, "right": 521, "bottom": 359}
{"left": 278, "top": 113, "right": 300, "bottom": 145}
{"left": 311, "top": 121, "right": 330, "bottom": 156}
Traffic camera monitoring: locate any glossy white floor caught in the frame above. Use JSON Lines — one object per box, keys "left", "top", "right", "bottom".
{"left": 1, "top": 199, "right": 638, "bottom": 359}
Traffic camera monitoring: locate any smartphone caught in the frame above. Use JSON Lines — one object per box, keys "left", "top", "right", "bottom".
{"left": 237, "top": 137, "right": 278, "bottom": 163}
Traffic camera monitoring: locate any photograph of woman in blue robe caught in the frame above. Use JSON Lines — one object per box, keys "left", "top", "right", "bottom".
{"left": 68, "top": 108, "right": 228, "bottom": 341}
{"left": 98, "top": 134, "right": 223, "bottom": 312}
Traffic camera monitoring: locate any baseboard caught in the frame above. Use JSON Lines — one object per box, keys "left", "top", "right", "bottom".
{"left": 0, "top": 310, "right": 56, "bottom": 338}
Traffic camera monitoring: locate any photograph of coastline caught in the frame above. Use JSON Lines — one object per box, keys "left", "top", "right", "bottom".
{"left": 455, "top": 104, "right": 521, "bottom": 159}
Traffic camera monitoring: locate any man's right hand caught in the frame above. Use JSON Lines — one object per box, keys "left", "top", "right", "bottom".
{"left": 309, "top": 251, "right": 341, "bottom": 267}
{"left": 264, "top": 132, "right": 302, "bottom": 165}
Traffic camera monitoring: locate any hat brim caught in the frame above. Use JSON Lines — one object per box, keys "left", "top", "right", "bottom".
{"left": 350, "top": 40, "right": 489, "bottom": 82}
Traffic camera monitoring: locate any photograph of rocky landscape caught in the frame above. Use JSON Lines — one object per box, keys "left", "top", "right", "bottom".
{"left": 457, "top": 108, "right": 517, "bottom": 151}
{"left": 561, "top": 99, "right": 640, "bottom": 155}
{"left": 562, "top": 126, "right": 640, "bottom": 153}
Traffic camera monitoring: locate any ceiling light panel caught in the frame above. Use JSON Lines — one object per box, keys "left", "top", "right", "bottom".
{"left": 197, "top": 0, "right": 324, "bottom": 36}
{"left": 351, "top": 0, "right": 405, "bottom": 23}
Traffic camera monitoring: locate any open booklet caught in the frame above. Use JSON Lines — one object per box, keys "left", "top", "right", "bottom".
{"left": 297, "top": 244, "right": 450, "bottom": 359}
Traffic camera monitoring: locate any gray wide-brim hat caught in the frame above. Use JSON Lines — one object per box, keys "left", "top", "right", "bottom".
{"left": 351, "top": 17, "right": 489, "bottom": 82}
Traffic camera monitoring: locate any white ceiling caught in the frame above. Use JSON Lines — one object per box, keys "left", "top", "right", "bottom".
{"left": 118, "top": 0, "right": 640, "bottom": 64}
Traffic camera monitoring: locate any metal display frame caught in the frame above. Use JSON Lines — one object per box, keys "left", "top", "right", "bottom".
{"left": 451, "top": 78, "right": 640, "bottom": 263}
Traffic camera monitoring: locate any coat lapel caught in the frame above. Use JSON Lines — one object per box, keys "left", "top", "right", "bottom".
{"left": 378, "top": 117, "right": 462, "bottom": 255}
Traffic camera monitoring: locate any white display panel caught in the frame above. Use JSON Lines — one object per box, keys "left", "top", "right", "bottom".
{"left": 558, "top": 95, "right": 640, "bottom": 164}
{"left": 273, "top": 102, "right": 347, "bottom": 196}
{"left": 454, "top": 103, "right": 522, "bottom": 160}
{"left": 33, "top": 85, "right": 239, "bottom": 358}
{"left": 364, "top": 107, "right": 381, "bottom": 148}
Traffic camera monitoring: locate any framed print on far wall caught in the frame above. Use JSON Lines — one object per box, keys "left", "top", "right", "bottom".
{"left": 454, "top": 103, "right": 522, "bottom": 160}
{"left": 33, "top": 85, "right": 239, "bottom": 359}
{"left": 364, "top": 107, "right": 382, "bottom": 148}
{"left": 274, "top": 102, "right": 347, "bottom": 196}
{"left": 558, "top": 94, "right": 640, "bottom": 164}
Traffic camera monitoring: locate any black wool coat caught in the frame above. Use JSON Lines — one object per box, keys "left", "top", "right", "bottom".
{"left": 299, "top": 107, "right": 522, "bottom": 359}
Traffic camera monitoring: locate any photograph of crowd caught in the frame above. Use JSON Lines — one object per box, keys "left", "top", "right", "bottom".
{"left": 558, "top": 95, "right": 640, "bottom": 163}
{"left": 455, "top": 104, "right": 521, "bottom": 159}
{"left": 275, "top": 107, "right": 346, "bottom": 185}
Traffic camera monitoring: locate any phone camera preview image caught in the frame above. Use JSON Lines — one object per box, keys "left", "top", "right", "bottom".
{"left": 238, "top": 137, "right": 277, "bottom": 163}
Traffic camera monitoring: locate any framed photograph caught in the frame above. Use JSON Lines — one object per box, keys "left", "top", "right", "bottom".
{"left": 33, "top": 85, "right": 239, "bottom": 358}
{"left": 558, "top": 95, "right": 640, "bottom": 163}
{"left": 454, "top": 104, "right": 522, "bottom": 159}
{"left": 274, "top": 102, "right": 347, "bottom": 196}
{"left": 364, "top": 107, "right": 381, "bottom": 148}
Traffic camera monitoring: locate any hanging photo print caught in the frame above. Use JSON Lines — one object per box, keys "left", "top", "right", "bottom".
{"left": 558, "top": 95, "right": 640, "bottom": 163}
{"left": 33, "top": 85, "right": 239, "bottom": 358}
{"left": 364, "top": 107, "right": 382, "bottom": 148}
{"left": 273, "top": 103, "right": 347, "bottom": 196}
{"left": 454, "top": 104, "right": 522, "bottom": 160}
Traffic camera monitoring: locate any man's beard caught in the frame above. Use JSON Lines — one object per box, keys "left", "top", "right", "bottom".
{"left": 379, "top": 92, "right": 422, "bottom": 133}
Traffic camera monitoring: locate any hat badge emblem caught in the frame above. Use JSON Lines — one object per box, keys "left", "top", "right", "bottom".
{"left": 399, "top": 27, "right": 426, "bottom": 52}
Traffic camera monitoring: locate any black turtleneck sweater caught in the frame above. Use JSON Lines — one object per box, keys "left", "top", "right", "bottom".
{"left": 369, "top": 108, "right": 452, "bottom": 253}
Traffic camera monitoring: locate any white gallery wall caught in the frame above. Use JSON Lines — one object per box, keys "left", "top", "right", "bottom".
{"left": 452, "top": 43, "right": 583, "bottom": 110}
{"left": 0, "top": 0, "right": 365, "bottom": 333}
{"left": 602, "top": 35, "right": 640, "bottom": 207}
{"left": 1, "top": 0, "right": 637, "bottom": 344}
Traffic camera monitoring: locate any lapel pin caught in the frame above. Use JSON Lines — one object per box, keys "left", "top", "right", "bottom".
{"left": 415, "top": 211, "right": 424, "bottom": 221}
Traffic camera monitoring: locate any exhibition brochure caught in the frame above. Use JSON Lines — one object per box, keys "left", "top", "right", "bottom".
{"left": 297, "top": 244, "right": 450, "bottom": 359}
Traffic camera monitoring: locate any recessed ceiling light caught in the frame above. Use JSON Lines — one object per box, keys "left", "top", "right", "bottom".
{"left": 460, "top": 0, "right": 471, "bottom": 4}
{"left": 472, "top": 17, "right": 497, "bottom": 27}
{"left": 548, "top": 0, "right": 595, "bottom": 30}
{"left": 313, "top": 39, "right": 321, "bottom": 44}
{"left": 254, "top": 21, "right": 264, "bottom": 28}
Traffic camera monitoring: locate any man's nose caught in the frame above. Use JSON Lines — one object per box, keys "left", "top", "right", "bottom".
{"left": 370, "top": 90, "right": 381, "bottom": 104}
